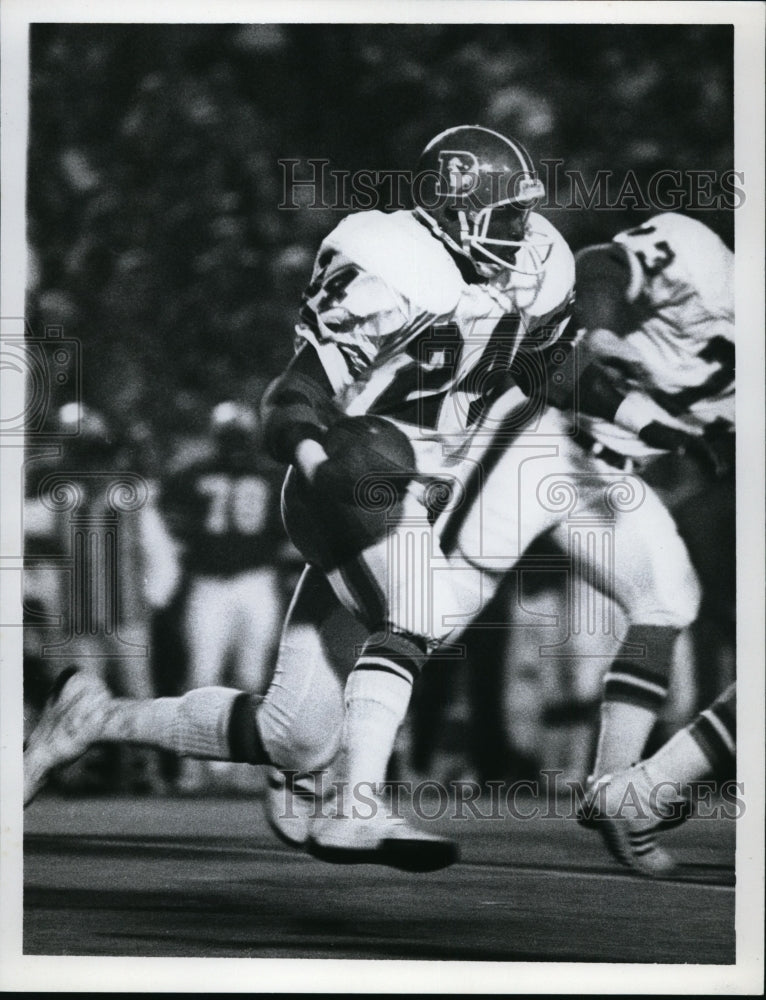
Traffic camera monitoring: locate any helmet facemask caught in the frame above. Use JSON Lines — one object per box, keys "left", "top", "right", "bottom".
{"left": 457, "top": 176, "right": 551, "bottom": 277}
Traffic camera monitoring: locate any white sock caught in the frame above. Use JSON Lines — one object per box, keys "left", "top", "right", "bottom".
{"left": 340, "top": 668, "right": 413, "bottom": 800}
{"left": 99, "top": 687, "right": 241, "bottom": 760}
{"left": 591, "top": 701, "right": 658, "bottom": 778}
{"left": 642, "top": 727, "right": 714, "bottom": 790}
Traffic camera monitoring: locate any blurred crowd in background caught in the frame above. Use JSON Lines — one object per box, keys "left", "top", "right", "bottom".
{"left": 23, "top": 23, "right": 735, "bottom": 795}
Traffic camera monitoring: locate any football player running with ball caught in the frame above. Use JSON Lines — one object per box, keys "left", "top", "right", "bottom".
{"left": 26, "top": 132, "right": 727, "bottom": 875}
{"left": 25, "top": 126, "right": 577, "bottom": 870}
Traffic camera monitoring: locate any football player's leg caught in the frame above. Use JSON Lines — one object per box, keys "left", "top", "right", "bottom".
{"left": 254, "top": 565, "right": 352, "bottom": 845}
{"left": 305, "top": 502, "right": 460, "bottom": 868}
{"left": 559, "top": 484, "right": 702, "bottom": 781}
{"left": 326, "top": 480, "right": 490, "bottom": 800}
{"left": 26, "top": 573, "right": 324, "bottom": 807}
{"left": 329, "top": 493, "right": 438, "bottom": 796}
{"left": 235, "top": 567, "right": 283, "bottom": 695}
{"left": 25, "top": 567, "right": 350, "bottom": 806}
{"left": 176, "top": 576, "right": 234, "bottom": 788}
{"left": 640, "top": 680, "right": 736, "bottom": 789}
{"left": 440, "top": 409, "right": 571, "bottom": 579}
{"left": 184, "top": 576, "right": 229, "bottom": 690}
{"left": 591, "top": 683, "right": 735, "bottom": 876}
{"left": 309, "top": 615, "right": 459, "bottom": 871}
{"left": 23, "top": 670, "right": 270, "bottom": 806}
{"left": 256, "top": 564, "right": 348, "bottom": 774}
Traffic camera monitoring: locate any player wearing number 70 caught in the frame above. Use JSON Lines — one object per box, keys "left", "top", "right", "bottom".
{"left": 158, "top": 402, "right": 285, "bottom": 790}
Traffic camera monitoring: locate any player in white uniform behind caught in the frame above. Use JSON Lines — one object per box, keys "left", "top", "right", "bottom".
{"left": 549, "top": 213, "right": 735, "bottom": 867}
{"left": 569, "top": 213, "right": 733, "bottom": 461}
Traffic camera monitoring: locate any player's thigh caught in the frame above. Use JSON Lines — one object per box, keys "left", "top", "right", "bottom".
{"left": 551, "top": 482, "right": 701, "bottom": 628}
{"left": 234, "top": 568, "right": 283, "bottom": 689}
{"left": 438, "top": 409, "right": 578, "bottom": 572}
{"left": 236, "top": 568, "right": 282, "bottom": 638}
{"left": 258, "top": 566, "right": 352, "bottom": 769}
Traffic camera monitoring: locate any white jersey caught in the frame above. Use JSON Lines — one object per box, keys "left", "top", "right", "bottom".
{"left": 296, "top": 209, "right": 574, "bottom": 466}
{"left": 581, "top": 213, "right": 734, "bottom": 458}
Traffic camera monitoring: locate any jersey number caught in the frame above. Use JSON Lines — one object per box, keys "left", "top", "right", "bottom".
{"left": 652, "top": 336, "right": 735, "bottom": 412}
{"left": 197, "top": 475, "right": 270, "bottom": 535}
{"left": 317, "top": 265, "right": 359, "bottom": 311}
{"left": 300, "top": 249, "right": 360, "bottom": 329}
{"left": 624, "top": 224, "right": 676, "bottom": 277}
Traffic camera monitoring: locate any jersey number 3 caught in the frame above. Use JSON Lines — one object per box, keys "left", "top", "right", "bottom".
{"left": 625, "top": 224, "right": 676, "bottom": 277}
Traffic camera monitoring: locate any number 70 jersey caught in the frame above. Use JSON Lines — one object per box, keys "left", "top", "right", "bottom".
{"left": 160, "top": 459, "right": 283, "bottom": 576}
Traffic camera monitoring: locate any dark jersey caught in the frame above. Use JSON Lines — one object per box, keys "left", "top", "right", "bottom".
{"left": 160, "top": 459, "right": 283, "bottom": 577}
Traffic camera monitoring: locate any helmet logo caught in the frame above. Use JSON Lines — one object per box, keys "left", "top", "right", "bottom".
{"left": 436, "top": 150, "right": 480, "bottom": 202}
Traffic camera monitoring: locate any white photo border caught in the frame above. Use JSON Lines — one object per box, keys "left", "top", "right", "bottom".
{"left": 1, "top": 1, "right": 763, "bottom": 993}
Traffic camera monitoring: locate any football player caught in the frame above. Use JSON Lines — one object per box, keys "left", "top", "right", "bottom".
{"left": 24, "top": 126, "right": 576, "bottom": 869}
{"left": 26, "top": 403, "right": 161, "bottom": 792}
{"left": 158, "top": 402, "right": 285, "bottom": 790}
{"left": 257, "top": 125, "right": 577, "bottom": 865}
{"left": 546, "top": 213, "right": 734, "bottom": 861}
{"left": 265, "top": 211, "right": 733, "bottom": 864}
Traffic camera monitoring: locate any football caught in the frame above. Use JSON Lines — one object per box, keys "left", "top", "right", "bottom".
{"left": 320, "top": 414, "right": 417, "bottom": 503}
{"left": 282, "top": 415, "right": 417, "bottom": 571}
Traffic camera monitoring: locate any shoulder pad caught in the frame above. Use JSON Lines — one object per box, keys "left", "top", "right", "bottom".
{"left": 324, "top": 210, "right": 464, "bottom": 316}
{"left": 613, "top": 213, "right": 733, "bottom": 301}
{"left": 521, "top": 213, "right": 575, "bottom": 318}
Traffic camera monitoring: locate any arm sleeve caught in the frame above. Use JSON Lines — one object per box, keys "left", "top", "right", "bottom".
{"left": 260, "top": 342, "right": 337, "bottom": 465}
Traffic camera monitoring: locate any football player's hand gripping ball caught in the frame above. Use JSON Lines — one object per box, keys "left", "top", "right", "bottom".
{"left": 313, "top": 415, "right": 417, "bottom": 505}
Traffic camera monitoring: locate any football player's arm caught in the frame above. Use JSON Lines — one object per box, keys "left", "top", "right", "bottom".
{"left": 263, "top": 241, "right": 414, "bottom": 479}
{"left": 260, "top": 343, "right": 336, "bottom": 482}
{"left": 547, "top": 332, "right": 702, "bottom": 443}
{"left": 543, "top": 243, "right": 642, "bottom": 418}
{"left": 544, "top": 242, "right": 636, "bottom": 411}
{"left": 546, "top": 242, "right": 703, "bottom": 441}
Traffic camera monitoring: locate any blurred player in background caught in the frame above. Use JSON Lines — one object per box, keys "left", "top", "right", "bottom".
{"left": 25, "top": 403, "right": 161, "bottom": 792}
{"left": 158, "top": 401, "right": 284, "bottom": 791}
